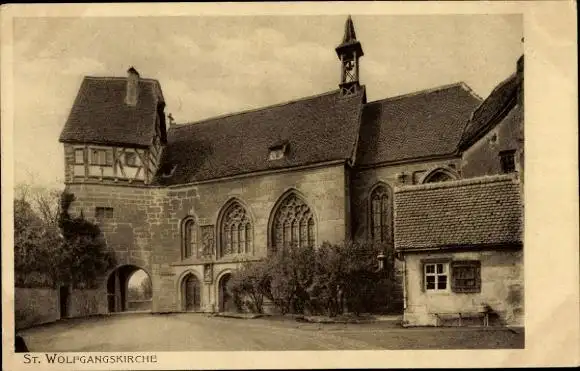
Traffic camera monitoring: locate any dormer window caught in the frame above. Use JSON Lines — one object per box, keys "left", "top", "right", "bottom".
{"left": 269, "top": 142, "right": 288, "bottom": 161}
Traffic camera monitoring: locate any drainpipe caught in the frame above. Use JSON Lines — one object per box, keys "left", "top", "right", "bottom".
{"left": 402, "top": 257, "right": 407, "bottom": 310}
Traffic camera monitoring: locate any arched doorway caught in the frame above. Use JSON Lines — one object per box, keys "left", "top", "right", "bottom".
{"left": 218, "top": 273, "right": 237, "bottom": 313}
{"left": 107, "top": 265, "right": 152, "bottom": 313}
{"left": 181, "top": 274, "right": 201, "bottom": 312}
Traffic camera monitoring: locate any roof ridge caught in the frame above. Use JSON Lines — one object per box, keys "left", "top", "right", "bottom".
{"left": 170, "top": 88, "right": 347, "bottom": 129}
{"left": 394, "top": 173, "right": 520, "bottom": 193}
{"left": 84, "top": 75, "right": 161, "bottom": 84}
{"left": 366, "top": 81, "right": 475, "bottom": 105}
{"left": 469, "top": 72, "right": 518, "bottom": 120}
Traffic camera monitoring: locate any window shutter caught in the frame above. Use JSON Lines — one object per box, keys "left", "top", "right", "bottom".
{"left": 451, "top": 261, "right": 481, "bottom": 293}
{"left": 421, "top": 263, "right": 426, "bottom": 292}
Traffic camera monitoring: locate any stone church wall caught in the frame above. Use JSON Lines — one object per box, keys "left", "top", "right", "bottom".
{"left": 65, "top": 163, "right": 349, "bottom": 313}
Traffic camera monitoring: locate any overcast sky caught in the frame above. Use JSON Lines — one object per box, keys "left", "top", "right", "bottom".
{"left": 13, "top": 15, "right": 522, "bottom": 189}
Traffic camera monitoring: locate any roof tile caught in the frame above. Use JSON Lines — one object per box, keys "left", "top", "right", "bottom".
{"left": 59, "top": 76, "right": 165, "bottom": 147}
{"left": 153, "top": 89, "right": 365, "bottom": 185}
{"left": 394, "top": 175, "right": 523, "bottom": 250}
{"left": 357, "top": 83, "right": 481, "bottom": 165}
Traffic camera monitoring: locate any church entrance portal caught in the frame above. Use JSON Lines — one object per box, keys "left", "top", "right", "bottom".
{"left": 182, "top": 274, "right": 201, "bottom": 311}
{"left": 107, "top": 265, "right": 152, "bottom": 313}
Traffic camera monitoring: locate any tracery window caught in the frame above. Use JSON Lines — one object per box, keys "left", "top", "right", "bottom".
{"left": 272, "top": 193, "right": 315, "bottom": 250}
{"left": 182, "top": 218, "right": 198, "bottom": 259}
{"left": 221, "top": 202, "right": 253, "bottom": 256}
{"left": 370, "top": 185, "right": 392, "bottom": 243}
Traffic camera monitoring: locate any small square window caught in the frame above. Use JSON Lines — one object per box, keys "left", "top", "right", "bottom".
{"left": 269, "top": 149, "right": 285, "bottom": 161}
{"left": 90, "top": 149, "right": 113, "bottom": 166}
{"left": 424, "top": 263, "right": 448, "bottom": 291}
{"left": 125, "top": 152, "right": 138, "bottom": 167}
{"left": 95, "top": 207, "right": 114, "bottom": 221}
{"left": 499, "top": 150, "right": 516, "bottom": 173}
{"left": 268, "top": 142, "right": 288, "bottom": 161}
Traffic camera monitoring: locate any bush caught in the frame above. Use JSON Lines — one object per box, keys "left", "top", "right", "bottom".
{"left": 311, "top": 241, "right": 390, "bottom": 316}
{"left": 58, "top": 191, "right": 116, "bottom": 289}
{"left": 230, "top": 260, "right": 270, "bottom": 314}
{"left": 230, "top": 241, "right": 398, "bottom": 316}
{"left": 14, "top": 189, "right": 116, "bottom": 289}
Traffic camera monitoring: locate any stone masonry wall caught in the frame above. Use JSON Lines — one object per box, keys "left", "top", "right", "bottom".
{"left": 66, "top": 164, "right": 348, "bottom": 313}
{"left": 403, "top": 249, "right": 524, "bottom": 327}
{"left": 155, "top": 164, "right": 348, "bottom": 312}
{"left": 461, "top": 104, "right": 524, "bottom": 178}
{"left": 14, "top": 288, "right": 59, "bottom": 330}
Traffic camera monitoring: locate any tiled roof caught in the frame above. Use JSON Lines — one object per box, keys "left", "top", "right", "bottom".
{"left": 59, "top": 76, "right": 165, "bottom": 147}
{"left": 394, "top": 175, "right": 523, "bottom": 251}
{"left": 459, "top": 70, "right": 521, "bottom": 150}
{"left": 356, "top": 83, "right": 482, "bottom": 166}
{"left": 153, "top": 89, "right": 365, "bottom": 185}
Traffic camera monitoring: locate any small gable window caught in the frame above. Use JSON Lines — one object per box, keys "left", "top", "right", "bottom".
{"left": 74, "top": 148, "right": 84, "bottom": 164}
{"left": 499, "top": 150, "right": 516, "bottom": 173}
{"left": 268, "top": 142, "right": 288, "bottom": 161}
{"left": 90, "top": 148, "right": 113, "bottom": 166}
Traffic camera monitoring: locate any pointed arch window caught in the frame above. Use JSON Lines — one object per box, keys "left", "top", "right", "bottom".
{"left": 182, "top": 218, "right": 198, "bottom": 259}
{"left": 272, "top": 193, "right": 315, "bottom": 250}
{"left": 220, "top": 201, "right": 253, "bottom": 257}
{"left": 370, "top": 185, "right": 392, "bottom": 244}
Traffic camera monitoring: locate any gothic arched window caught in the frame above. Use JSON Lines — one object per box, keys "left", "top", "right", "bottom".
{"left": 182, "top": 218, "right": 198, "bottom": 259}
{"left": 272, "top": 193, "right": 315, "bottom": 250}
{"left": 369, "top": 185, "right": 392, "bottom": 244}
{"left": 220, "top": 201, "right": 253, "bottom": 257}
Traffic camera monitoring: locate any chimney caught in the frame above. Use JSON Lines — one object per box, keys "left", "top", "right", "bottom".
{"left": 125, "top": 67, "right": 140, "bottom": 106}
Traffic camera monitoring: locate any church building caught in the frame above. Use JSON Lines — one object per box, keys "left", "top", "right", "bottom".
{"left": 58, "top": 16, "right": 524, "bottom": 324}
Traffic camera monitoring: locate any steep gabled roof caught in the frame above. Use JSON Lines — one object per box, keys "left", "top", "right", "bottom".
{"left": 153, "top": 88, "right": 365, "bottom": 185}
{"left": 459, "top": 72, "right": 521, "bottom": 150}
{"left": 356, "top": 83, "right": 482, "bottom": 166}
{"left": 394, "top": 175, "right": 523, "bottom": 251}
{"left": 59, "top": 76, "right": 165, "bottom": 147}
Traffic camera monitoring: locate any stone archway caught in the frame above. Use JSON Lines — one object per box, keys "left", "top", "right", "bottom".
{"left": 107, "top": 265, "right": 152, "bottom": 313}
{"left": 218, "top": 273, "right": 237, "bottom": 313}
{"left": 181, "top": 273, "right": 202, "bottom": 312}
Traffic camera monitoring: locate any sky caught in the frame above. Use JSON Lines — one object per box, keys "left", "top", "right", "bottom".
{"left": 12, "top": 14, "right": 523, "bottom": 190}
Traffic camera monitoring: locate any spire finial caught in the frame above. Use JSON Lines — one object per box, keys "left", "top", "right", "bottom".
{"left": 342, "top": 15, "right": 357, "bottom": 44}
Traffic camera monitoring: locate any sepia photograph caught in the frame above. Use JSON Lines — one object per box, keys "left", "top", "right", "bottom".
{"left": 2, "top": 1, "right": 578, "bottom": 369}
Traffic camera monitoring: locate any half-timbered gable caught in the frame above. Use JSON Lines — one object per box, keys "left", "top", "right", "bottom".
{"left": 59, "top": 67, "right": 167, "bottom": 185}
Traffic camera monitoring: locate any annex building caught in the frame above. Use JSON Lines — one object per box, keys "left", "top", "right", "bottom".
{"left": 58, "top": 16, "right": 524, "bottom": 326}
